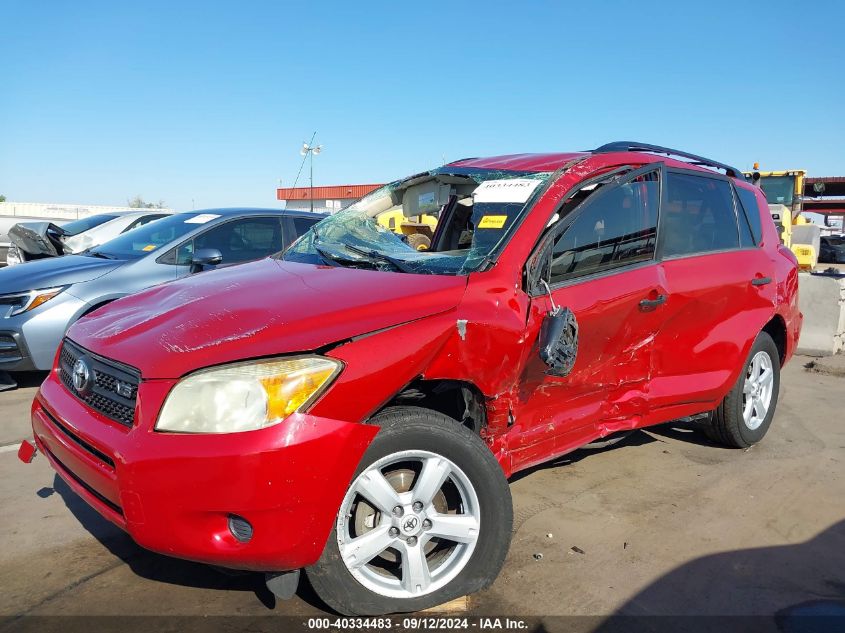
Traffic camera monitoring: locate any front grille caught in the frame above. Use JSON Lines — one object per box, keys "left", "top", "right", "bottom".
{"left": 59, "top": 339, "right": 140, "bottom": 428}
{"left": 0, "top": 335, "right": 22, "bottom": 361}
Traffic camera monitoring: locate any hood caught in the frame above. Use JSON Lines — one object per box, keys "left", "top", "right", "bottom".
{"left": 0, "top": 255, "right": 122, "bottom": 294}
{"left": 9, "top": 222, "right": 67, "bottom": 258}
{"left": 68, "top": 258, "right": 468, "bottom": 379}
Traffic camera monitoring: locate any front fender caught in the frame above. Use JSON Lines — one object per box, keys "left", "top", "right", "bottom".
{"left": 313, "top": 312, "right": 461, "bottom": 424}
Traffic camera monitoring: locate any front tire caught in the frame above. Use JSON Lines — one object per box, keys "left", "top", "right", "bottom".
{"left": 306, "top": 406, "right": 512, "bottom": 615}
{"left": 705, "top": 331, "right": 780, "bottom": 448}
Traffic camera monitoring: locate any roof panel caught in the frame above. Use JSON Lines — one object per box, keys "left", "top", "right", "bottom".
{"left": 448, "top": 152, "right": 588, "bottom": 172}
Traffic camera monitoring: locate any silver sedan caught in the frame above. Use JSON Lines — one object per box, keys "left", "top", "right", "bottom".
{"left": 0, "top": 208, "right": 323, "bottom": 373}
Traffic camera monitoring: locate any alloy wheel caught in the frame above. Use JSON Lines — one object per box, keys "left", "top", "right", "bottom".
{"left": 742, "top": 351, "right": 774, "bottom": 430}
{"left": 336, "top": 449, "right": 481, "bottom": 599}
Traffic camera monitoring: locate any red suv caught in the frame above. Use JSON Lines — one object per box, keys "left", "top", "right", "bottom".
{"left": 25, "top": 142, "right": 801, "bottom": 615}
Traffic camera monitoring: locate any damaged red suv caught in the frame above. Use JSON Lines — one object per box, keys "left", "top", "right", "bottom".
{"left": 26, "top": 142, "right": 801, "bottom": 615}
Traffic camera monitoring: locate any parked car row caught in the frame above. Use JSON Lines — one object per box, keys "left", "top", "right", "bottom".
{"left": 0, "top": 208, "right": 324, "bottom": 374}
{"left": 5, "top": 209, "right": 175, "bottom": 266}
{"left": 17, "top": 142, "right": 801, "bottom": 616}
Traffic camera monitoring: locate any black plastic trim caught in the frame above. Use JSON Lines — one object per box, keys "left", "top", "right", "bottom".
{"left": 593, "top": 141, "right": 743, "bottom": 178}
{"left": 44, "top": 446, "right": 123, "bottom": 515}
{"left": 42, "top": 407, "right": 116, "bottom": 469}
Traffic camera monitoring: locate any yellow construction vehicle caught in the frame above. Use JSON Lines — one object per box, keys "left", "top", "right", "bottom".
{"left": 744, "top": 166, "right": 819, "bottom": 270}
{"left": 376, "top": 209, "right": 437, "bottom": 250}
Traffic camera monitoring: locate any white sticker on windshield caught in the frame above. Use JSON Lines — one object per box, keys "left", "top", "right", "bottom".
{"left": 184, "top": 213, "right": 221, "bottom": 224}
{"left": 472, "top": 179, "right": 542, "bottom": 204}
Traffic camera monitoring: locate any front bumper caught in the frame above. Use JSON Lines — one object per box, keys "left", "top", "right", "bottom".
{"left": 0, "top": 331, "right": 35, "bottom": 372}
{"left": 32, "top": 370, "right": 378, "bottom": 571}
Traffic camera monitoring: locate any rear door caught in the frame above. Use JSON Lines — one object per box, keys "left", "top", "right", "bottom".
{"left": 648, "top": 170, "right": 776, "bottom": 411}
{"left": 512, "top": 164, "right": 666, "bottom": 468}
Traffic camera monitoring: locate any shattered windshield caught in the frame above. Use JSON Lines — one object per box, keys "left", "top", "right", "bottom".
{"left": 282, "top": 167, "right": 552, "bottom": 275}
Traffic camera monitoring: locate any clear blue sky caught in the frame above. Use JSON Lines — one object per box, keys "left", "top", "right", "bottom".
{"left": 1, "top": 0, "right": 843, "bottom": 210}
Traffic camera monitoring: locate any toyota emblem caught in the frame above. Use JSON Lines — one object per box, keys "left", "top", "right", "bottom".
{"left": 72, "top": 357, "right": 93, "bottom": 395}
{"left": 402, "top": 516, "right": 419, "bottom": 532}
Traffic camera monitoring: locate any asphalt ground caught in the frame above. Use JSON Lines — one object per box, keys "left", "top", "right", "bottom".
{"left": 0, "top": 359, "right": 843, "bottom": 629}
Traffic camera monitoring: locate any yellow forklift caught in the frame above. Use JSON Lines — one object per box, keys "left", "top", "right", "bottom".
{"left": 745, "top": 166, "right": 819, "bottom": 270}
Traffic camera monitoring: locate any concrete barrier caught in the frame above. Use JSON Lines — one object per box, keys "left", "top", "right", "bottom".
{"left": 797, "top": 273, "right": 845, "bottom": 356}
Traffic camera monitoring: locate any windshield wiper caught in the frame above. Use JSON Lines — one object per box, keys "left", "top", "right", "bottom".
{"left": 313, "top": 241, "right": 415, "bottom": 273}
{"left": 312, "top": 242, "right": 347, "bottom": 267}
{"left": 341, "top": 243, "right": 416, "bottom": 273}
{"left": 84, "top": 251, "right": 117, "bottom": 260}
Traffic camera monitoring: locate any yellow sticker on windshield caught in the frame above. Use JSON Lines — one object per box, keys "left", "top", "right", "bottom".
{"left": 142, "top": 244, "right": 157, "bottom": 251}
{"left": 478, "top": 215, "right": 507, "bottom": 229}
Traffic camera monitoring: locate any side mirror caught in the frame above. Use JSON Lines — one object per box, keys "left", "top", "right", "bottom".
{"left": 189, "top": 248, "right": 223, "bottom": 274}
{"left": 539, "top": 306, "right": 578, "bottom": 377}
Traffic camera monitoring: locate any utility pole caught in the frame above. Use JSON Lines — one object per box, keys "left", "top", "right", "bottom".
{"left": 300, "top": 133, "right": 322, "bottom": 213}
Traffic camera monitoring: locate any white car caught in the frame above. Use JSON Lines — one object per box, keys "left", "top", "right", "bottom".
{"left": 6, "top": 210, "right": 172, "bottom": 266}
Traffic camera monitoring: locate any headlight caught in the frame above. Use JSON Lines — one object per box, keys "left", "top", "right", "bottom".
{"left": 155, "top": 356, "right": 342, "bottom": 433}
{"left": 1, "top": 286, "right": 67, "bottom": 317}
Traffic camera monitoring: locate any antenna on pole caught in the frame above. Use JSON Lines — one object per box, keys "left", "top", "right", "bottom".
{"left": 300, "top": 132, "right": 322, "bottom": 213}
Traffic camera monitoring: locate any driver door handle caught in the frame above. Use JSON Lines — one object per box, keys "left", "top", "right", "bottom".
{"left": 639, "top": 294, "right": 667, "bottom": 311}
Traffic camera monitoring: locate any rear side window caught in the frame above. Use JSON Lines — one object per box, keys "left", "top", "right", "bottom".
{"left": 662, "top": 173, "right": 739, "bottom": 258}
{"left": 735, "top": 186, "right": 763, "bottom": 244}
{"left": 290, "top": 216, "right": 320, "bottom": 241}
{"left": 549, "top": 170, "right": 659, "bottom": 283}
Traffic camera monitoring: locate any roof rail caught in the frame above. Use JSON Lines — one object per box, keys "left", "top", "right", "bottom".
{"left": 592, "top": 141, "right": 743, "bottom": 178}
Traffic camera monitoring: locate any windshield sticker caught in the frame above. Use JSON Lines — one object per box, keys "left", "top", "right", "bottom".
{"left": 478, "top": 215, "right": 508, "bottom": 229}
{"left": 473, "top": 179, "right": 542, "bottom": 204}
{"left": 142, "top": 244, "right": 157, "bottom": 251}
{"left": 184, "top": 213, "right": 221, "bottom": 224}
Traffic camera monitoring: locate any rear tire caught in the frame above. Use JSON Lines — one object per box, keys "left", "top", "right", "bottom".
{"left": 705, "top": 331, "right": 780, "bottom": 448}
{"left": 306, "top": 406, "right": 512, "bottom": 615}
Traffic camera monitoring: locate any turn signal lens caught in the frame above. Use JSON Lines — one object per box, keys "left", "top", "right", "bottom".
{"left": 27, "top": 289, "right": 64, "bottom": 312}
{"left": 261, "top": 363, "right": 339, "bottom": 420}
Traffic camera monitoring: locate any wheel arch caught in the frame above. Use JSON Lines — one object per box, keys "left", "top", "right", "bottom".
{"left": 375, "top": 378, "right": 487, "bottom": 435}
{"left": 79, "top": 298, "right": 117, "bottom": 319}
{"left": 761, "top": 313, "right": 787, "bottom": 366}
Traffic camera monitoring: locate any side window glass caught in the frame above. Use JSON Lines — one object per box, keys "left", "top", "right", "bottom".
{"left": 735, "top": 186, "right": 763, "bottom": 244}
{"left": 662, "top": 173, "right": 739, "bottom": 258}
{"left": 733, "top": 188, "right": 756, "bottom": 247}
{"left": 194, "top": 218, "right": 283, "bottom": 264}
{"left": 175, "top": 241, "right": 194, "bottom": 265}
{"left": 291, "top": 216, "right": 319, "bottom": 240}
{"left": 549, "top": 171, "right": 659, "bottom": 283}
